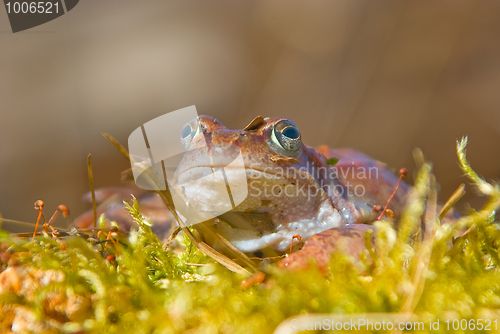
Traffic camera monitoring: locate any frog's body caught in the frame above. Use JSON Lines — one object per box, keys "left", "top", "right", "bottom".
{"left": 75, "top": 115, "right": 410, "bottom": 256}
{"left": 171, "top": 115, "right": 409, "bottom": 253}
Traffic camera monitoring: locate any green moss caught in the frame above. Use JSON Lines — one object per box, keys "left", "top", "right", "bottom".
{"left": 1, "top": 138, "right": 499, "bottom": 333}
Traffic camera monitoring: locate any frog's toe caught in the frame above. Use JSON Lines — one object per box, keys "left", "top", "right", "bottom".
{"left": 278, "top": 224, "right": 374, "bottom": 273}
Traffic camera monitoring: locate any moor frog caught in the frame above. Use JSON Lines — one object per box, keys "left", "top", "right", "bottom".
{"left": 76, "top": 115, "right": 410, "bottom": 260}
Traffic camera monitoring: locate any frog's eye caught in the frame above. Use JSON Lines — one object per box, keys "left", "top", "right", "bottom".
{"left": 272, "top": 120, "right": 301, "bottom": 153}
{"left": 180, "top": 119, "right": 202, "bottom": 150}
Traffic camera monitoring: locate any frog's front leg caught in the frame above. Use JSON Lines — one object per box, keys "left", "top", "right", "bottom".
{"left": 328, "top": 188, "right": 379, "bottom": 225}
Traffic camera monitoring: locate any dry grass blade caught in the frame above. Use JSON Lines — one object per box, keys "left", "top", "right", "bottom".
{"left": 206, "top": 225, "right": 260, "bottom": 272}
{"left": 164, "top": 226, "right": 182, "bottom": 246}
{"left": 87, "top": 153, "right": 97, "bottom": 228}
{"left": 438, "top": 183, "right": 465, "bottom": 220}
{"left": 102, "top": 132, "right": 130, "bottom": 161}
{"left": 1, "top": 218, "right": 42, "bottom": 228}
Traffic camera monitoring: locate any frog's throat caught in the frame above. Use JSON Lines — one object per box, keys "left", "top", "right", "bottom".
{"left": 214, "top": 199, "right": 343, "bottom": 253}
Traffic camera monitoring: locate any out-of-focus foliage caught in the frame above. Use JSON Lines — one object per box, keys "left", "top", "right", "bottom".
{"left": 1, "top": 138, "right": 500, "bottom": 333}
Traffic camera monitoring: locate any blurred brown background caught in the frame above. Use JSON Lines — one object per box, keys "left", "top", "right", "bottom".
{"left": 1, "top": 0, "right": 500, "bottom": 231}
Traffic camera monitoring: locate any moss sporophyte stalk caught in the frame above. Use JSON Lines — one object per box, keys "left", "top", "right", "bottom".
{"left": 1, "top": 137, "right": 500, "bottom": 333}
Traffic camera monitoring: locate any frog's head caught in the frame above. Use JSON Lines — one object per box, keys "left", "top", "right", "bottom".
{"left": 171, "top": 115, "right": 342, "bottom": 253}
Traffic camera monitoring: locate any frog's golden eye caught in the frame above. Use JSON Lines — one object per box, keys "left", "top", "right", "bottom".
{"left": 272, "top": 120, "right": 301, "bottom": 153}
{"left": 180, "top": 119, "right": 201, "bottom": 150}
